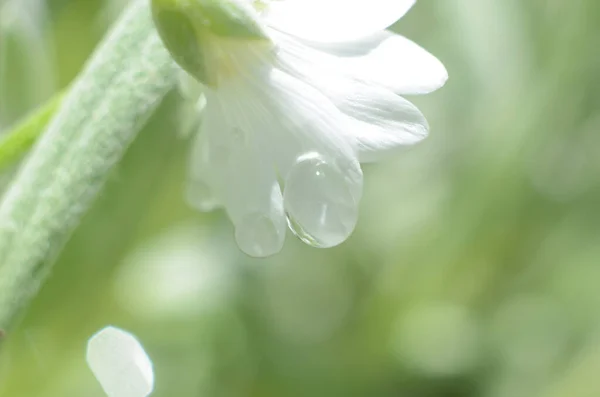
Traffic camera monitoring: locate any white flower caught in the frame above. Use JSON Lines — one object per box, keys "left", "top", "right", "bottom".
{"left": 154, "top": 0, "right": 447, "bottom": 257}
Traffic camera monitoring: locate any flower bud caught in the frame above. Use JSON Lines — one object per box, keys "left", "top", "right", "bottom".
{"left": 151, "top": 0, "right": 270, "bottom": 87}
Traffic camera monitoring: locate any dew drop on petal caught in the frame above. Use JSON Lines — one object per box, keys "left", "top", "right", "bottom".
{"left": 235, "top": 212, "right": 284, "bottom": 257}
{"left": 283, "top": 152, "right": 362, "bottom": 248}
{"left": 86, "top": 326, "right": 154, "bottom": 397}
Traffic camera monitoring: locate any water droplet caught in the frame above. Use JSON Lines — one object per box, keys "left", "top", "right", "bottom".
{"left": 186, "top": 179, "right": 220, "bottom": 212}
{"left": 235, "top": 212, "right": 284, "bottom": 257}
{"left": 283, "top": 152, "right": 362, "bottom": 248}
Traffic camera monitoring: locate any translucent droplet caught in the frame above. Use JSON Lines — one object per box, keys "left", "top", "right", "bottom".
{"left": 283, "top": 152, "right": 362, "bottom": 248}
{"left": 235, "top": 212, "right": 284, "bottom": 257}
{"left": 86, "top": 326, "right": 154, "bottom": 397}
{"left": 186, "top": 179, "right": 220, "bottom": 212}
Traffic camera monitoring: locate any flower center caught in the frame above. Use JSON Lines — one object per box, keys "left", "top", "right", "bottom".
{"left": 204, "top": 35, "right": 274, "bottom": 87}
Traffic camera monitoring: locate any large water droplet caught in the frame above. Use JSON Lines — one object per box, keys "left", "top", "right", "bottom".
{"left": 235, "top": 212, "right": 284, "bottom": 257}
{"left": 283, "top": 152, "right": 362, "bottom": 248}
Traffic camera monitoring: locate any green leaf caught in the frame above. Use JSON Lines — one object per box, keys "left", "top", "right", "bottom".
{"left": 0, "top": 92, "right": 63, "bottom": 171}
{"left": 0, "top": 0, "right": 177, "bottom": 330}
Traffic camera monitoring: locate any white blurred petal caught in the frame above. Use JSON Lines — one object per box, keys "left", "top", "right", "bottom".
{"left": 115, "top": 224, "right": 235, "bottom": 318}
{"left": 86, "top": 327, "right": 154, "bottom": 397}
{"left": 266, "top": 0, "right": 415, "bottom": 43}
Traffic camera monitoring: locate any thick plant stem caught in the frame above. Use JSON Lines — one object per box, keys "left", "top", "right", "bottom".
{"left": 0, "top": 0, "right": 177, "bottom": 330}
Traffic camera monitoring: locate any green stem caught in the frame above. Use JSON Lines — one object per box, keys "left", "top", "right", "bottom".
{"left": 0, "top": 93, "right": 63, "bottom": 171}
{"left": 0, "top": 0, "right": 177, "bottom": 331}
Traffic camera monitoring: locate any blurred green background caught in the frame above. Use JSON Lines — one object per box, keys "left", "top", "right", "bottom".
{"left": 2, "top": 0, "right": 600, "bottom": 396}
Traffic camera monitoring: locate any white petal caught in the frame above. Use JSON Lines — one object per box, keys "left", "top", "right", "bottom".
{"left": 247, "top": 71, "right": 364, "bottom": 247}
{"left": 302, "top": 30, "right": 392, "bottom": 57}
{"left": 199, "top": 98, "right": 287, "bottom": 257}
{"left": 276, "top": 41, "right": 429, "bottom": 162}
{"left": 217, "top": 66, "right": 359, "bottom": 179}
{"left": 341, "top": 32, "right": 448, "bottom": 95}
{"left": 215, "top": 67, "right": 364, "bottom": 248}
{"left": 86, "top": 327, "right": 154, "bottom": 397}
{"left": 274, "top": 30, "right": 447, "bottom": 95}
{"left": 266, "top": 0, "right": 415, "bottom": 43}
{"left": 343, "top": 90, "right": 429, "bottom": 162}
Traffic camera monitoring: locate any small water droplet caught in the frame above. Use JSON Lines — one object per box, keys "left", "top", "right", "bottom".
{"left": 186, "top": 179, "right": 220, "bottom": 212}
{"left": 235, "top": 212, "right": 284, "bottom": 257}
{"left": 284, "top": 152, "right": 362, "bottom": 248}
